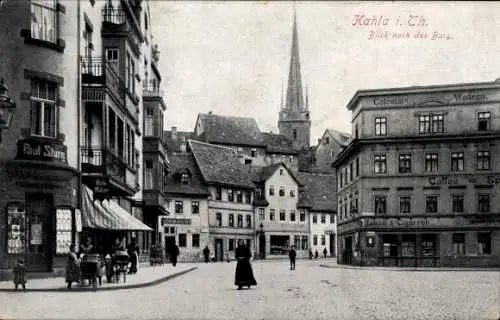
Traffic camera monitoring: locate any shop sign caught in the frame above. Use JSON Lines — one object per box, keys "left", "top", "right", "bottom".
{"left": 360, "top": 217, "right": 432, "bottom": 228}
{"left": 162, "top": 218, "right": 191, "bottom": 225}
{"left": 428, "top": 175, "right": 500, "bottom": 186}
{"left": 373, "top": 96, "right": 409, "bottom": 106}
{"left": 452, "top": 92, "right": 488, "bottom": 103}
{"left": 94, "top": 178, "right": 110, "bottom": 196}
{"left": 16, "top": 139, "right": 67, "bottom": 164}
{"left": 324, "top": 229, "right": 335, "bottom": 235}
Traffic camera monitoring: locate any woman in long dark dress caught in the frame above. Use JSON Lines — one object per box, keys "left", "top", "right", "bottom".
{"left": 234, "top": 240, "right": 257, "bottom": 290}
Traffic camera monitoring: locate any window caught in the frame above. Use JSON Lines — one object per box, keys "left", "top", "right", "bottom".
{"left": 279, "top": 187, "right": 285, "bottom": 197}
{"left": 216, "top": 186, "right": 222, "bottom": 200}
{"left": 191, "top": 234, "right": 200, "bottom": 248}
{"left": 191, "top": 201, "right": 199, "bottom": 214}
{"left": 269, "top": 209, "right": 275, "bottom": 221}
{"left": 293, "top": 129, "right": 297, "bottom": 140}
{"left": 246, "top": 215, "right": 251, "bottom": 228}
{"left": 301, "top": 236, "right": 308, "bottom": 250}
{"left": 144, "top": 108, "right": 154, "bottom": 136}
{"left": 30, "top": 79, "right": 58, "bottom": 137}
{"left": 258, "top": 208, "right": 265, "bottom": 220}
{"left": 294, "top": 235, "right": 300, "bottom": 248}
{"left": 126, "top": 53, "right": 135, "bottom": 94}
{"left": 477, "top": 112, "right": 491, "bottom": 131}
{"left": 330, "top": 214, "right": 335, "bottom": 224}
{"left": 236, "top": 191, "right": 243, "bottom": 203}
{"left": 31, "top": 0, "right": 57, "bottom": 43}
{"left": 321, "top": 235, "right": 326, "bottom": 246}
{"left": 255, "top": 188, "right": 263, "bottom": 200}
{"left": 289, "top": 188, "right": 295, "bottom": 198}
{"left": 228, "top": 239, "right": 234, "bottom": 251}
{"left": 399, "top": 154, "right": 412, "bottom": 173}
{"left": 349, "top": 162, "right": 354, "bottom": 181}
{"left": 251, "top": 149, "right": 256, "bottom": 157}
{"left": 237, "top": 215, "right": 243, "bottom": 228}
{"left": 299, "top": 210, "right": 305, "bottom": 222}
{"left": 400, "top": 196, "right": 411, "bottom": 214}
{"left": 339, "top": 171, "right": 343, "bottom": 188}
{"left": 324, "top": 137, "right": 330, "bottom": 144}
{"left": 431, "top": 114, "right": 444, "bottom": 133}
{"left": 144, "top": 160, "right": 153, "bottom": 189}
{"left": 227, "top": 189, "right": 234, "bottom": 202}
{"left": 312, "top": 214, "right": 317, "bottom": 223}
{"left": 289, "top": 156, "right": 294, "bottom": 163}
{"left": 216, "top": 213, "right": 222, "bottom": 226}
{"left": 105, "top": 48, "right": 119, "bottom": 63}
{"left": 178, "top": 234, "right": 187, "bottom": 247}
{"left": 425, "top": 196, "right": 438, "bottom": 213}
{"left": 229, "top": 214, "right": 234, "bottom": 227}
{"left": 477, "top": 233, "right": 491, "bottom": 255}
{"left": 354, "top": 124, "right": 359, "bottom": 139}
{"left": 290, "top": 210, "right": 296, "bottom": 221}
{"left": 181, "top": 173, "right": 190, "bottom": 185}
{"left": 452, "top": 233, "right": 465, "bottom": 255}
{"left": 245, "top": 192, "right": 251, "bottom": 204}
{"left": 236, "top": 147, "right": 243, "bottom": 154}
{"left": 321, "top": 214, "right": 326, "bottom": 224}
{"left": 313, "top": 235, "right": 318, "bottom": 246}
{"left": 401, "top": 235, "right": 416, "bottom": 257}
{"left": 279, "top": 169, "right": 284, "bottom": 175}
{"left": 476, "top": 151, "right": 490, "bottom": 170}
{"left": 355, "top": 157, "right": 360, "bottom": 177}
{"left": 330, "top": 150, "right": 335, "bottom": 158}
{"left": 374, "top": 196, "right": 386, "bottom": 214}
{"left": 374, "top": 155, "right": 387, "bottom": 174}
{"left": 425, "top": 153, "right": 439, "bottom": 172}
{"left": 419, "top": 115, "right": 431, "bottom": 134}
{"left": 375, "top": 117, "right": 387, "bottom": 136}
{"left": 279, "top": 210, "right": 286, "bottom": 221}
{"left": 478, "top": 194, "right": 490, "bottom": 213}
{"left": 451, "top": 152, "right": 464, "bottom": 172}
{"left": 452, "top": 195, "right": 464, "bottom": 213}
{"left": 269, "top": 186, "right": 275, "bottom": 196}
{"left": 175, "top": 201, "right": 183, "bottom": 214}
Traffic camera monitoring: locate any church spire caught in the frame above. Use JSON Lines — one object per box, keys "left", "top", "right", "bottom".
{"left": 281, "top": 79, "right": 284, "bottom": 108}
{"left": 285, "top": 7, "right": 304, "bottom": 111}
{"left": 305, "top": 84, "right": 309, "bottom": 110}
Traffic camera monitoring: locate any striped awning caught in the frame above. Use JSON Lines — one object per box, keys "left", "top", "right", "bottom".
{"left": 81, "top": 186, "right": 152, "bottom": 231}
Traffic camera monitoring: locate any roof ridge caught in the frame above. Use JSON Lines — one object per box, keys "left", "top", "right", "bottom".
{"left": 188, "top": 139, "right": 237, "bottom": 153}
{"left": 199, "top": 113, "right": 257, "bottom": 121}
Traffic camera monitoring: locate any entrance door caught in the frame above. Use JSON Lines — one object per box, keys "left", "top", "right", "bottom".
{"left": 164, "top": 236, "right": 175, "bottom": 259}
{"left": 259, "top": 234, "right": 266, "bottom": 259}
{"left": 26, "top": 194, "right": 54, "bottom": 272}
{"left": 344, "top": 236, "right": 353, "bottom": 265}
{"left": 329, "top": 234, "right": 336, "bottom": 258}
{"left": 215, "top": 238, "right": 223, "bottom": 262}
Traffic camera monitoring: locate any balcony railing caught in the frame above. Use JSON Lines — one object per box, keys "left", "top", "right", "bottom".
{"left": 143, "top": 80, "right": 164, "bottom": 98}
{"left": 102, "top": 5, "right": 126, "bottom": 25}
{"left": 81, "top": 147, "right": 126, "bottom": 184}
{"left": 81, "top": 57, "right": 125, "bottom": 104}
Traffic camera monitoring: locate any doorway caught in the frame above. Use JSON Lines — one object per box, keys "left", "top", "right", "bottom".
{"left": 329, "top": 234, "right": 336, "bottom": 258}
{"left": 26, "top": 193, "right": 54, "bottom": 272}
{"left": 259, "top": 234, "right": 266, "bottom": 259}
{"left": 344, "top": 236, "right": 353, "bottom": 265}
{"left": 164, "top": 236, "right": 175, "bottom": 260}
{"left": 215, "top": 238, "right": 223, "bottom": 262}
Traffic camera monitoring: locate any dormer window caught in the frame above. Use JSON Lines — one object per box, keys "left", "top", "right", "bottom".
{"left": 251, "top": 148, "right": 256, "bottom": 157}
{"left": 325, "top": 137, "right": 330, "bottom": 144}
{"left": 181, "top": 173, "right": 190, "bottom": 185}
{"left": 279, "top": 169, "right": 284, "bottom": 175}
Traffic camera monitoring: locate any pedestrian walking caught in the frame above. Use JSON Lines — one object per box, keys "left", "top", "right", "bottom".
{"left": 314, "top": 249, "right": 319, "bottom": 259}
{"left": 13, "top": 259, "right": 27, "bottom": 291}
{"left": 170, "top": 242, "right": 180, "bottom": 267}
{"left": 308, "top": 249, "right": 313, "bottom": 260}
{"left": 65, "top": 244, "right": 80, "bottom": 289}
{"left": 203, "top": 245, "right": 210, "bottom": 263}
{"left": 127, "top": 237, "right": 139, "bottom": 274}
{"left": 288, "top": 246, "right": 296, "bottom": 270}
{"left": 323, "top": 247, "right": 328, "bottom": 258}
{"left": 234, "top": 240, "right": 257, "bottom": 290}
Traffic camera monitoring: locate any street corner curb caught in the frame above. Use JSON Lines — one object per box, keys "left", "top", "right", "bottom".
{"left": 319, "top": 264, "right": 500, "bottom": 272}
{"left": 0, "top": 266, "right": 198, "bottom": 293}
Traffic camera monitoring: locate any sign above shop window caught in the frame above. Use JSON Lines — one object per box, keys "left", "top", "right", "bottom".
{"left": 15, "top": 138, "right": 67, "bottom": 164}
{"left": 161, "top": 218, "right": 191, "bottom": 225}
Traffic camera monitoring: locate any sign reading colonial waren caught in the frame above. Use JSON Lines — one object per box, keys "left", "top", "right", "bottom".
{"left": 161, "top": 218, "right": 191, "bottom": 225}
{"left": 15, "top": 139, "right": 67, "bottom": 164}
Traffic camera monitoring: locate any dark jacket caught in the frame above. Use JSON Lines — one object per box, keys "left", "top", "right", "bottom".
{"left": 289, "top": 249, "right": 296, "bottom": 259}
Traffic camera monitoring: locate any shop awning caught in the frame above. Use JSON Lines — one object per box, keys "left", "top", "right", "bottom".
{"left": 81, "top": 186, "right": 152, "bottom": 231}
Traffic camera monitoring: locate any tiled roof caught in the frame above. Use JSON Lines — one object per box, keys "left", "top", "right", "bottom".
{"left": 327, "top": 129, "right": 352, "bottom": 147}
{"left": 164, "top": 153, "right": 210, "bottom": 197}
{"left": 164, "top": 131, "right": 194, "bottom": 153}
{"left": 296, "top": 172, "right": 337, "bottom": 212}
{"left": 261, "top": 132, "right": 299, "bottom": 154}
{"left": 197, "top": 113, "right": 266, "bottom": 147}
{"left": 189, "top": 140, "right": 256, "bottom": 189}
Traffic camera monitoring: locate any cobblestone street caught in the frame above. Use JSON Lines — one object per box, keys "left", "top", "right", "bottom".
{"left": 1, "top": 260, "right": 499, "bottom": 320}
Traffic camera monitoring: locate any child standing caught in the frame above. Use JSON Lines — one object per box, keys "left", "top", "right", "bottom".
{"left": 288, "top": 246, "right": 296, "bottom": 270}
{"left": 13, "top": 260, "right": 27, "bottom": 291}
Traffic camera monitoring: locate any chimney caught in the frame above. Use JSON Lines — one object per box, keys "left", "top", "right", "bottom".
{"left": 171, "top": 126, "right": 178, "bottom": 140}
{"left": 208, "top": 111, "right": 213, "bottom": 115}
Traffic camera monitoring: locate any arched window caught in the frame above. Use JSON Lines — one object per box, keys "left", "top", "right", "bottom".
{"left": 293, "top": 129, "right": 297, "bottom": 140}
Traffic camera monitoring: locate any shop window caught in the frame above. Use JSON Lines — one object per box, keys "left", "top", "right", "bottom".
{"left": 270, "top": 235, "right": 290, "bottom": 255}
{"left": 382, "top": 235, "right": 398, "bottom": 257}
{"left": 294, "top": 236, "right": 300, "bottom": 248}
{"left": 425, "top": 196, "right": 438, "bottom": 213}
{"left": 425, "top": 153, "right": 439, "bottom": 172}
{"left": 321, "top": 214, "right": 326, "bottom": 223}
{"left": 312, "top": 214, "right": 317, "bottom": 223}
{"left": 191, "top": 234, "right": 200, "bottom": 248}
{"left": 227, "top": 189, "right": 234, "bottom": 202}
{"left": 228, "top": 239, "right": 234, "bottom": 251}
{"left": 374, "top": 196, "right": 387, "bottom": 214}
{"left": 400, "top": 235, "right": 416, "bottom": 257}
{"left": 191, "top": 201, "right": 199, "bottom": 214}
{"left": 246, "top": 239, "right": 251, "bottom": 249}
{"left": 279, "top": 187, "right": 285, "bottom": 197}
{"left": 229, "top": 214, "right": 234, "bottom": 227}
{"left": 452, "top": 233, "right": 465, "bottom": 255}
{"left": 237, "top": 215, "right": 243, "bottom": 228}
{"left": 279, "top": 210, "right": 286, "bottom": 221}
{"left": 477, "top": 233, "right": 491, "bottom": 255}
{"left": 216, "top": 213, "right": 222, "bottom": 226}
{"left": 269, "top": 209, "right": 275, "bottom": 221}
{"left": 321, "top": 235, "right": 326, "bottom": 246}
{"left": 477, "top": 112, "right": 491, "bottom": 131}
{"left": 374, "top": 154, "right": 387, "bottom": 174}
{"left": 31, "top": 0, "right": 58, "bottom": 43}
{"left": 246, "top": 215, "right": 251, "bottom": 228}
{"left": 174, "top": 201, "right": 183, "bottom": 214}
{"left": 178, "top": 234, "right": 186, "bottom": 247}
{"left": 299, "top": 210, "right": 306, "bottom": 222}
{"left": 313, "top": 235, "right": 318, "bottom": 246}
{"left": 400, "top": 196, "right": 411, "bottom": 214}
{"left": 216, "top": 186, "right": 222, "bottom": 200}
{"left": 478, "top": 194, "right": 490, "bottom": 213}
{"left": 290, "top": 210, "right": 296, "bottom": 222}
{"left": 450, "top": 152, "right": 464, "bottom": 172}
{"left": 399, "top": 154, "right": 412, "bottom": 173}
{"left": 301, "top": 236, "right": 309, "bottom": 250}
{"left": 6, "top": 203, "right": 27, "bottom": 254}
{"left": 30, "top": 78, "right": 58, "bottom": 138}
{"left": 420, "top": 234, "right": 437, "bottom": 256}
{"left": 476, "top": 151, "right": 490, "bottom": 170}
{"left": 269, "top": 186, "right": 275, "bottom": 196}
{"left": 258, "top": 208, "right": 265, "bottom": 220}
{"left": 452, "top": 195, "right": 464, "bottom": 213}
{"left": 374, "top": 117, "right": 387, "bottom": 136}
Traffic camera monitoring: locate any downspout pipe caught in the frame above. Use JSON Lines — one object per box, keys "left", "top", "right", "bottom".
{"left": 76, "top": 0, "right": 82, "bottom": 244}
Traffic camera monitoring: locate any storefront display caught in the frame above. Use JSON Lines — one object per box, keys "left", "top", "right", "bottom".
{"left": 56, "top": 209, "right": 72, "bottom": 254}
{"left": 6, "top": 203, "right": 26, "bottom": 254}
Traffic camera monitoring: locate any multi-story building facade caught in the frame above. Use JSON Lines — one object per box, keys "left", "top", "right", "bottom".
{"left": 253, "top": 164, "right": 310, "bottom": 259}
{"left": 334, "top": 81, "right": 500, "bottom": 267}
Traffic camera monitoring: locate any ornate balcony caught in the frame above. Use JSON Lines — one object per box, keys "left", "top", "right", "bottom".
{"left": 143, "top": 80, "right": 164, "bottom": 98}
{"left": 81, "top": 57, "right": 125, "bottom": 106}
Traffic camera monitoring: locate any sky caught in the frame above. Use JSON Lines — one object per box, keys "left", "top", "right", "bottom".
{"left": 149, "top": 1, "right": 500, "bottom": 143}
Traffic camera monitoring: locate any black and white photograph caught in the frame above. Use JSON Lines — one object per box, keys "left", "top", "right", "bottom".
{"left": 0, "top": 1, "right": 499, "bottom": 319}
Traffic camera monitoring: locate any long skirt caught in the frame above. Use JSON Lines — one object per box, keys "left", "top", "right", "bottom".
{"left": 234, "top": 259, "right": 257, "bottom": 287}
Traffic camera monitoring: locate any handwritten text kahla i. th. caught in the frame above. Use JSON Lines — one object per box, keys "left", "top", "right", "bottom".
{"left": 352, "top": 14, "right": 453, "bottom": 40}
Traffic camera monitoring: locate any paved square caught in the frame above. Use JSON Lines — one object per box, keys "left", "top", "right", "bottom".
{"left": 1, "top": 260, "right": 498, "bottom": 320}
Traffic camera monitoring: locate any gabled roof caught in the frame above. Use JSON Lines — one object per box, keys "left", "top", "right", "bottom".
{"left": 164, "top": 131, "right": 194, "bottom": 153}
{"left": 261, "top": 132, "right": 299, "bottom": 154}
{"left": 189, "top": 140, "right": 256, "bottom": 189}
{"left": 296, "top": 172, "right": 337, "bottom": 212}
{"left": 164, "top": 153, "right": 210, "bottom": 197}
{"left": 196, "top": 113, "right": 266, "bottom": 147}
{"left": 325, "top": 129, "right": 351, "bottom": 147}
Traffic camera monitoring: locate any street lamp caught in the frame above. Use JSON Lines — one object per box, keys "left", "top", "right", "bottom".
{"left": 258, "top": 222, "right": 264, "bottom": 259}
{"left": 0, "top": 78, "right": 16, "bottom": 142}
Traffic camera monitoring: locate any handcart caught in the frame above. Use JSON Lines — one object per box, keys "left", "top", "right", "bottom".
{"left": 114, "top": 250, "right": 130, "bottom": 283}
{"left": 80, "top": 253, "right": 102, "bottom": 288}
{"left": 149, "top": 244, "right": 164, "bottom": 266}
